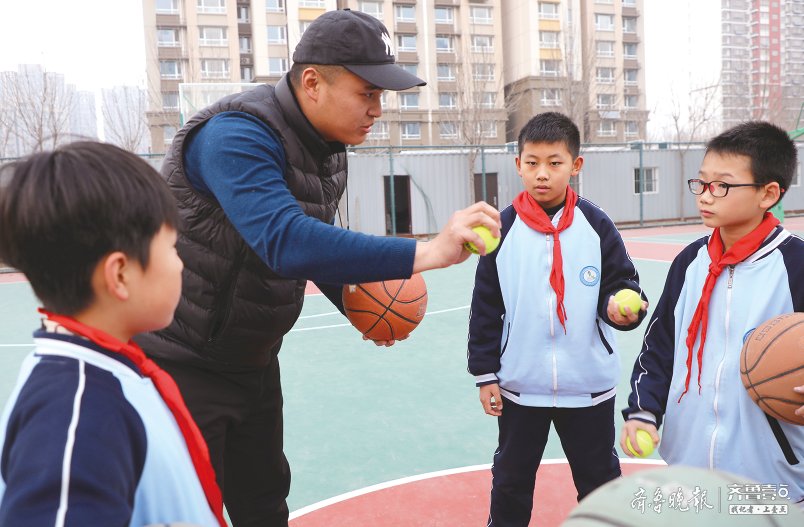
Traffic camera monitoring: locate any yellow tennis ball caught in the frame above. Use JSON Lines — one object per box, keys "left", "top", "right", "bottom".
{"left": 626, "top": 429, "right": 655, "bottom": 458}
{"left": 614, "top": 289, "right": 642, "bottom": 316}
{"left": 464, "top": 225, "right": 500, "bottom": 255}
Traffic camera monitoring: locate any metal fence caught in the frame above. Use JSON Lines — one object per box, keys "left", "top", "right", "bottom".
{"left": 4, "top": 142, "right": 803, "bottom": 240}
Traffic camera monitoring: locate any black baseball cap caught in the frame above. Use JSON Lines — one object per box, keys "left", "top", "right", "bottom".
{"left": 292, "top": 9, "right": 426, "bottom": 91}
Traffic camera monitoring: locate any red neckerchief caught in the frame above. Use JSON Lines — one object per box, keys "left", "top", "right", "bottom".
{"left": 678, "top": 212, "right": 780, "bottom": 402}
{"left": 38, "top": 309, "right": 226, "bottom": 527}
{"left": 512, "top": 186, "right": 578, "bottom": 333}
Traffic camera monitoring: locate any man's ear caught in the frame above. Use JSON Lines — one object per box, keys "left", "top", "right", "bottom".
{"left": 300, "top": 67, "right": 322, "bottom": 102}
{"left": 760, "top": 182, "right": 781, "bottom": 210}
{"left": 99, "top": 251, "right": 131, "bottom": 301}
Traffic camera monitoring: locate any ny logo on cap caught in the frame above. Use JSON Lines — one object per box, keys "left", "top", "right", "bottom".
{"left": 380, "top": 31, "right": 394, "bottom": 57}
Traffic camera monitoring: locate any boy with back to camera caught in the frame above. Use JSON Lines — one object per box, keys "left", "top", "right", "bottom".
{"left": 468, "top": 112, "right": 649, "bottom": 526}
{"left": 0, "top": 142, "right": 225, "bottom": 526}
{"left": 621, "top": 121, "right": 804, "bottom": 505}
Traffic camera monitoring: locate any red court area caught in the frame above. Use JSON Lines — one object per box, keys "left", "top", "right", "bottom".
{"left": 289, "top": 461, "right": 663, "bottom": 527}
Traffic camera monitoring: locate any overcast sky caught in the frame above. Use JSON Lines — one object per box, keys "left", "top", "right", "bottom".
{"left": 0, "top": 0, "right": 721, "bottom": 138}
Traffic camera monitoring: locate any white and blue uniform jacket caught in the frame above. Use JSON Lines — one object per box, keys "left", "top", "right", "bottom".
{"left": 623, "top": 226, "right": 804, "bottom": 504}
{"left": 0, "top": 331, "right": 219, "bottom": 526}
{"left": 468, "top": 199, "right": 646, "bottom": 408}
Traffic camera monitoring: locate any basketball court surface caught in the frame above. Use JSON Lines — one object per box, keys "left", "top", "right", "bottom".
{"left": 1, "top": 218, "right": 802, "bottom": 526}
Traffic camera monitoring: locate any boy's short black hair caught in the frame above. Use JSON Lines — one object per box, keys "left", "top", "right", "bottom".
{"left": 517, "top": 112, "right": 581, "bottom": 159}
{"left": 0, "top": 142, "right": 179, "bottom": 315}
{"left": 705, "top": 121, "right": 797, "bottom": 194}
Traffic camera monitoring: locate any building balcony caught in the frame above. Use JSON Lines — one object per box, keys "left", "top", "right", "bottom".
{"left": 156, "top": 13, "right": 184, "bottom": 26}
{"left": 158, "top": 46, "right": 185, "bottom": 60}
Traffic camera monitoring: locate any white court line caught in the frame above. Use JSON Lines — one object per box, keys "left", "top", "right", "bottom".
{"left": 288, "top": 458, "right": 667, "bottom": 520}
{"left": 290, "top": 306, "right": 469, "bottom": 333}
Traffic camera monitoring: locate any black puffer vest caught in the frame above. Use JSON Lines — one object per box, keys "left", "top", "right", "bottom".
{"left": 136, "top": 76, "right": 347, "bottom": 369}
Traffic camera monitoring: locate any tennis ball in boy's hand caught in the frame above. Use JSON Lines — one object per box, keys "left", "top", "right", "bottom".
{"left": 614, "top": 289, "right": 642, "bottom": 316}
{"left": 626, "top": 429, "right": 655, "bottom": 457}
{"left": 464, "top": 226, "right": 500, "bottom": 255}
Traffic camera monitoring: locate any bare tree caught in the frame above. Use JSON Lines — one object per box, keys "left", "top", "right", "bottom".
{"left": 0, "top": 66, "right": 75, "bottom": 153}
{"left": 444, "top": 39, "right": 509, "bottom": 202}
{"left": 666, "top": 79, "right": 722, "bottom": 221}
{"left": 102, "top": 86, "right": 150, "bottom": 153}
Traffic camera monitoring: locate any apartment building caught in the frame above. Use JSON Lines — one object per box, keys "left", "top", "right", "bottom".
{"left": 721, "top": 0, "right": 804, "bottom": 131}
{"left": 142, "top": 0, "right": 645, "bottom": 151}
{"left": 143, "top": 0, "right": 508, "bottom": 151}
{"left": 502, "top": 0, "right": 647, "bottom": 143}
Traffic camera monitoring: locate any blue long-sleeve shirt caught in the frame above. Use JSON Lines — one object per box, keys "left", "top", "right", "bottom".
{"left": 184, "top": 111, "right": 416, "bottom": 305}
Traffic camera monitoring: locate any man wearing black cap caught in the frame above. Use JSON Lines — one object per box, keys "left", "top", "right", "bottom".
{"left": 136, "top": 8, "right": 500, "bottom": 527}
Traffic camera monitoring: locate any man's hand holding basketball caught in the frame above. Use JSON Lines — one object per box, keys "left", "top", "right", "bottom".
{"left": 413, "top": 201, "right": 500, "bottom": 272}
{"left": 794, "top": 385, "right": 804, "bottom": 419}
{"left": 480, "top": 383, "right": 503, "bottom": 417}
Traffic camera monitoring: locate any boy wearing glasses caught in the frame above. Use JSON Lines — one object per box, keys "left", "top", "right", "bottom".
{"left": 621, "top": 121, "right": 804, "bottom": 504}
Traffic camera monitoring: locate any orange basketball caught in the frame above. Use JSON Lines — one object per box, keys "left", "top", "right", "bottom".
{"left": 342, "top": 273, "right": 428, "bottom": 341}
{"left": 740, "top": 312, "right": 804, "bottom": 425}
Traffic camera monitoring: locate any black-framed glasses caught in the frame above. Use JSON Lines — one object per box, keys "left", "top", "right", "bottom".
{"left": 687, "top": 178, "right": 764, "bottom": 198}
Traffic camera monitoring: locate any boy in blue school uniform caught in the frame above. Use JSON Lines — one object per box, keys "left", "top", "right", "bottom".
{"left": 468, "top": 112, "right": 649, "bottom": 526}
{"left": 621, "top": 121, "right": 804, "bottom": 505}
{"left": 0, "top": 143, "right": 225, "bottom": 526}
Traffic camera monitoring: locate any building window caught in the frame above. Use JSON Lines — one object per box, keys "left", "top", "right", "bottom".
{"left": 541, "top": 88, "right": 561, "bottom": 106}
{"left": 624, "top": 94, "right": 638, "bottom": 108}
{"left": 540, "top": 31, "right": 560, "bottom": 49}
{"left": 237, "top": 5, "right": 249, "bottom": 22}
{"left": 163, "top": 125, "right": 177, "bottom": 144}
{"left": 625, "top": 121, "right": 639, "bottom": 136}
{"left": 268, "top": 57, "right": 288, "bottom": 75}
{"left": 476, "top": 92, "right": 496, "bottom": 108}
{"left": 201, "top": 59, "right": 229, "bottom": 79}
{"left": 471, "top": 35, "right": 493, "bottom": 53}
{"left": 162, "top": 92, "right": 179, "bottom": 110}
{"left": 624, "top": 68, "right": 638, "bottom": 85}
{"left": 595, "top": 13, "right": 615, "bottom": 31}
{"left": 633, "top": 167, "right": 658, "bottom": 194}
{"left": 298, "top": 0, "right": 325, "bottom": 7}
{"left": 369, "top": 121, "right": 389, "bottom": 140}
{"left": 157, "top": 28, "right": 180, "bottom": 47}
{"left": 439, "top": 122, "right": 458, "bottom": 139}
{"left": 623, "top": 16, "right": 637, "bottom": 33}
{"left": 472, "top": 63, "right": 494, "bottom": 81}
{"left": 359, "top": 1, "right": 382, "bottom": 19}
{"left": 199, "top": 26, "right": 227, "bottom": 46}
{"left": 596, "top": 93, "right": 615, "bottom": 109}
{"left": 477, "top": 121, "right": 497, "bottom": 138}
{"left": 623, "top": 0, "right": 636, "bottom": 5}
{"left": 399, "top": 93, "right": 419, "bottom": 110}
{"left": 197, "top": 0, "right": 225, "bottom": 14}
{"left": 399, "top": 63, "right": 418, "bottom": 76}
{"left": 596, "top": 40, "right": 614, "bottom": 57}
{"left": 397, "top": 34, "right": 417, "bottom": 52}
{"left": 437, "top": 63, "right": 455, "bottom": 81}
{"left": 401, "top": 122, "right": 421, "bottom": 140}
{"left": 266, "top": 0, "right": 284, "bottom": 13}
{"left": 470, "top": 6, "right": 492, "bottom": 24}
{"left": 156, "top": 0, "right": 179, "bottom": 14}
{"left": 380, "top": 92, "right": 388, "bottom": 110}
{"left": 439, "top": 92, "right": 457, "bottom": 109}
{"left": 299, "top": 20, "right": 312, "bottom": 35}
{"left": 596, "top": 0, "right": 613, "bottom": 4}
{"left": 239, "top": 36, "right": 252, "bottom": 53}
{"left": 395, "top": 4, "right": 415, "bottom": 22}
{"left": 623, "top": 42, "right": 638, "bottom": 58}
{"left": 596, "top": 67, "right": 615, "bottom": 83}
{"left": 267, "top": 25, "right": 287, "bottom": 44}
{"left": 436, "top": 35, "right": 454, "bottom": 52}
{"left": 539, "top": 2, "right": 559, "bottom": 20}
{"left": 159, "top": 60, "right": 182, "bottom": 78}
{"left": 598, "top": 120, "right": 616, "bottom": 137}
{"left": 540, "top": 60, "right": 560, "bottom": 77}
{"left": 435, "top": 6, "right": 454, "bottom": 24}
{"left": 241, "top": 66, "right": 253, "bottom": 82}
